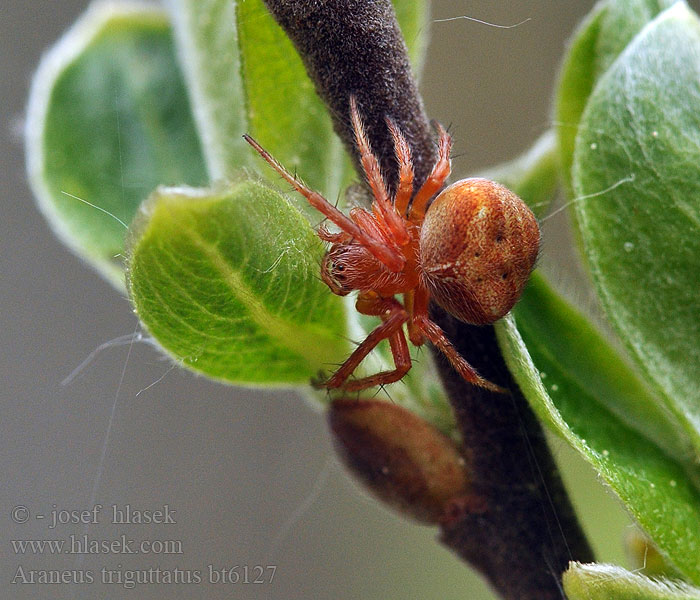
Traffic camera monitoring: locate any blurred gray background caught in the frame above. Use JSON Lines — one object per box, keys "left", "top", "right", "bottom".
{"left": 1, "top": 1, "right": 659, "bottom": 598}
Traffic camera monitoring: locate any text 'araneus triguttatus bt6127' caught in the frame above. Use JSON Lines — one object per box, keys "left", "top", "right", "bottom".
{"left": 244, "top": 98, "right": 539, "bottom": 393}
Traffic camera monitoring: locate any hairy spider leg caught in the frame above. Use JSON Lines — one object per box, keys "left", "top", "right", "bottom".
{"left": 349, "top": 207, "right": 394, "bottom": 246}
{"left": 409, "top": 123, "right": 452, "bottom": 223}
{"left": 349, "top": 97, "right": 410, "bottom": 246}
{"left": 402, "top": 289, "right": 425, "bottom": 346}
{"left": 324, "top": 296, "right": 411, "bottom": 390}
{"left": 244, "top": 134, "right": 405, "bottom": 272}
{"left": 333, "top": 328, "right": 412, "bottom": 392}
{"left": 417, "top": 319, "right": 505, "bottom": 393}
{"left": 411, "top": 284, "right": 505, "bottom": 393}
{"left": 385, "top": 118, "right": 414, "bottom": 218}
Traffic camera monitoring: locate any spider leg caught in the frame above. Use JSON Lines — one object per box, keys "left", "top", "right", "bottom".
{"left": 244, "top": 134, "right": 405, "bottom": 272}
{"left": 403, "top": 289, "right": 425, "bottom": 346}
{"left": 416, "top": 318, "right": 505, "bottom": 393}
{"left": 349, "top": 97, "right": 410, "bottom": 246}
{"left": 333, "top": 328, "right": 412, "bottom": 392}
{"left": 385, "top": 117, "right": 414, "bottom": 218}
{"left": 409, "top": 122, "right": 452, "bottom": 223}
{"left": 323, "top": 297, "right": 410, "bottom": 390}
{"left": 350, "top": 207, "right": 395, "bottom": 247}
{"left": 412, "top": 284, "right": 505, "bottom": 393}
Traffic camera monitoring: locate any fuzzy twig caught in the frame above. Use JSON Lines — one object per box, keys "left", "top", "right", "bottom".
{"left": 262, "top": 1, "right": 594, "bottom": 598}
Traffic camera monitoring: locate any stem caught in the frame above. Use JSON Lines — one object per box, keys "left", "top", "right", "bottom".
{"left": 262, "top": 1, "right": 594, "bottom": 597}
{"left": 432, "top": 316, "right": 594, "bottom": 599}
{"left": 261, "top": 0, "right": 436, "bottom": 192}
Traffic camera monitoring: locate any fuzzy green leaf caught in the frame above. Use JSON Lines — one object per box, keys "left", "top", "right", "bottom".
{"left": 166, "top": 0, "right": 428, "bottom": 207}
{"left": 556, "top": 0, "right": 677, "bottom": 191}
{"left": 487, "top": 131, "right": 691, "bottom": 458}
{"left": 26, "top": 2, "right": 207, "bottom": 288}
{"left": 496, "top": 273, "right": 700, "bottom": 582}
{"left": 514, "top": 274, "right": 694, "bottom": 461}
{"left": 593, "top": 0, "right": 679, "bottom": 75}
{"left": 392, "top": 0, "right": 430, "bottom": 77}
{"left": 126, "top": 181, "right": 348, "bottom": 385}
{"left": 164, "top": 0, "right": 252, "bottom": 181}
{"left": 572, "top": 4, "right": 700, "bottom": 456}
{"left": 235, "top": 0, "right": 350, "bottom": 202}
{"left": 555, "top": 2, "right": 605, "bottom": 193}
{"left": 564, "top": 563, "right": 700, "bottom": 600}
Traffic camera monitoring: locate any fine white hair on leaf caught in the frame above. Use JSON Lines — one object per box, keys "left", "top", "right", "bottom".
{"left": 254, "top": 242, "right": 302, "bottom": 274}
{"left": 566, "top": 561, "right": 700, "bottom": 596}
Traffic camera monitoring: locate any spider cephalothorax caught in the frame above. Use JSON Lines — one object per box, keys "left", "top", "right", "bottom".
{"left": 244, "top": 98, "right": 539, "bottom": 392}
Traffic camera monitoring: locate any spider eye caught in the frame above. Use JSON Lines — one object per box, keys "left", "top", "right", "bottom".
{"left": 321, "top": 250, "right": 352, "bottom": 296}
{"left": 332, "top": 261, "right": 348, "bottom": 281}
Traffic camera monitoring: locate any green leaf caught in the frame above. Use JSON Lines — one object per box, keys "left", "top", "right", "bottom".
{"left": 238, "top": 0, "right": 428, "bottom": 199}
{"left": 235, "top": 0, "right": 350, "bottom": 202}
{"left": 594, "top": 0, "right": 680, "bottom": 75}
{"left": 564, "top": 563, "right": 700, "bottom": 600}
{"left": 392, "top": 0, "right": 430, "bottom": 77}
{"left": 572, "top": 4, "right": 700, "bottom": 457}
{"left": 164, "top": 0, "right": 253, "bottom": 181}
{"left": 166, "top": 0, "right": 429, "bottom": 205}
{"left": 126, "top": 181, "right": 348, "bottom": 386}
{"left": 513, "top": 274, "right": 694, "bottom": 461}
{"left": 555, "top": 0, "right": 677, "bottom": 191}
{"left": 555, "top": 2, "right": 605, "bottom": 193}
{"left": 165, "top": 0, "right": 349, "bottom": 222}
{"left": 26, "top": 2, "right": 207, "bottom": 288}
{"left": 496, "top": 274, "right": 700, "bottom": 582}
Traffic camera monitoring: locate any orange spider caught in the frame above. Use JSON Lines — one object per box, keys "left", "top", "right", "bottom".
{"left": 244, "top": 98, "right": 539, "bottom": 393}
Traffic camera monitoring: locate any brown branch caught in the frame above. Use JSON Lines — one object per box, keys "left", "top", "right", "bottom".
{"left": 260, "top": 0, "right": 436, "bottom": 192}
{"left": 432, "top": 314, "right": 593, "bottom": 599}
{"left": 262, "top": 1, "right": 594, "bottom": 598}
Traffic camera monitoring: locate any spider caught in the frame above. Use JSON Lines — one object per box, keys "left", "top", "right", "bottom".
{"left": 244, "top": 98, "right": 539, "bottom": 393}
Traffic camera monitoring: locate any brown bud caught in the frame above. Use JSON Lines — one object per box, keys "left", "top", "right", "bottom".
{"left": 329, "top": 398, "right": 471, "bottom": 524}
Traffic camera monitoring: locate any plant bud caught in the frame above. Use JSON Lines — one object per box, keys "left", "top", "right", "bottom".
{"left": 329, "top": 398, "right": 471, "bottom": 524}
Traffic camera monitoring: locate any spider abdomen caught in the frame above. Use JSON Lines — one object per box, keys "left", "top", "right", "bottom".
{"left": 419, "top": 178, "right": 540, "bottom": 325}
